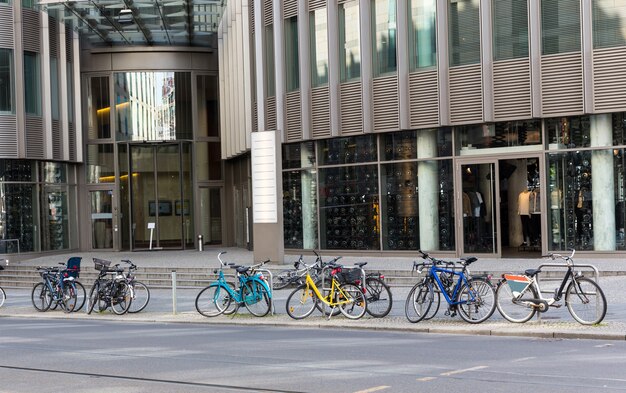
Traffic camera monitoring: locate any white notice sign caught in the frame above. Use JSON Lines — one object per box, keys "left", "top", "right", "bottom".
{"left": 251, "top": 131, "right": 277, "bottom": 223}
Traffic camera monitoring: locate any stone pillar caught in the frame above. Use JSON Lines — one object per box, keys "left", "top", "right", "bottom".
{"left": 590, "top": 114, "right": 616, "bottom": 250}
{"left": 417, "top": 129, "right": 439, "bottom": 250}
{"left": 300, "top": 143, "right": 316, "bottom": 249}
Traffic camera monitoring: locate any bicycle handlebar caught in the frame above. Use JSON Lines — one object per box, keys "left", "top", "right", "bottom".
{"left": 541, "top": 249, "right": 576, "bottom": 264}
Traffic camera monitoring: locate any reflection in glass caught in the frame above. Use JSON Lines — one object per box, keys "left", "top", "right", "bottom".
{"left": 86, "top": 144, "right": 115, "bottom": 183}
{"left": 310, "top": 8, "right": 329, "bottom": 87}
{"left": 593, "top": 0, "right": 626, "bottom": 48}
{"left": 493, "top": 0, "right": 529, "bottom": 60}
{"left": 541, "top": 0, "right": 581, "bottom": 55}
{"left": 339, "top": 1, "right": 361, "bottom": 82}
{"left": 41, "top": 162, "right": 67, "bottom": 184}
{"left": 449, "top": 0, "right": 481, "bottom": 66}
{"left": 457, "top": 120, "right": 541, "bottom": 153}
{"left": 409, "top": 0, "right": 436, "bottom": 69}
{"left": 197, "top": 75, "right": 219, "bottom": 137}
{"left": 283, "top": 169, "right": 318, "bottom": 249}
{"left": 24, "top": 51, "right": 40, "bottom": 115}
{"left": 319, "top": 134, "right": 377, "bottom": 165}
{"left": 285, "top": 17, "right": 300, "bottom": 92}
{"left": 87, "top": 76, "right": 111, "bottom": 139}
{"left": 43, "top": 188, "right": 69, "bottom": 251}
{"left": 372, "top": 0, "right": 397, "bottom": 76}
{"left": 282, "top": 141, "right": 315, "bottom": 170}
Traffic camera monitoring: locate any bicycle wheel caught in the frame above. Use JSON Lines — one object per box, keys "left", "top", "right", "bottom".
{"left": 87, "top": 283, "right": 99, "bottom": 314}
{"left": 405, "top": 281, "right": 433, "bottom": 323}
{"left": 128, "top": 281, "right": 150, "bottom": 313}
{"left": 60, "top": 284, "right": 78, "bottom": 313}
{"left": 0, "top": 286, "right": 5, "bottom": 308}
{"left": 220, "top": 282, "right": 238, "bottom": 315}
{"left": 111, "top": 281, "right": 132, "bottom": 315}
{"left": 73, "top": 281, "right": 86, "bottom": 312}
{"left": 456, "top": 278, "right": 496, "bottom": 324}
{"left": 31, "top": 282, "right": 52, "bottom": 312}
{"left": 424, "top": 288, "right": 440, "bottom": 320}
{"left": 195, "top": 284, "right": 232, "bottom": 317}
{"left": 338, "top": 283, "right": 367, "bottom": 319}
{"left": 286, "top": 284, "right": 317, "bottom": 319}
{"left": 243, "top": 280, "right": 271, "bottom": 317}
{"left": 364, "top": 277, "right": 393, "bottom": 318}
{"left": 273, "top": 269, "right": 296, "bottom": 290}
{"left": 315, "top": 279, "right": 342, "bottom": 317}
{"left": 495, "top": 279, "right": 537, "bottom": 323}
{"left": 566, "top": 277, "right": 607, "bottom": 325}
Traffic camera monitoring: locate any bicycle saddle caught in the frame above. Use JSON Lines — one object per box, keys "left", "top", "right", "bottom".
{"left": 354, "top": 262, "right": 367, "bottom": 268}
{"left": 461, "top": 257, "right": 478, "bottom": 265}
{"left": 524, "top": 268, "right": 541, "bottom": 277}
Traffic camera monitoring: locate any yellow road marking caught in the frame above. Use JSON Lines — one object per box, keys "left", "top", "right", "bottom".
{"left": 416, "top": 377, "right": 437, "bottom": 382}
{"left": 440, "top": 365, "right": 488, "bottom": 376}
{"left": 352, "top": 386, "right": 390, "bottom": 393}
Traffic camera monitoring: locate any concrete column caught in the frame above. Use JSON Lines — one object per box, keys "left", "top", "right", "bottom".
{"left": 590, "top": 114, "right": 616, "bottom": 250}
{"left": 300, "top": 144, "right": 316, "bottom": 249}
{"left": 417, "top": 129, "right": 439, "bottom": 250}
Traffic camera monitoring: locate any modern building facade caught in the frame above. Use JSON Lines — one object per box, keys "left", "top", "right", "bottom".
{"left": 219, "top": 0, "right": 626, "bottom": 261}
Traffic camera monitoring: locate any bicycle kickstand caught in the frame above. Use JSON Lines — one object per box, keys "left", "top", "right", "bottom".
{"left": 327, "top": 306, "right": 337, "bottom": 321}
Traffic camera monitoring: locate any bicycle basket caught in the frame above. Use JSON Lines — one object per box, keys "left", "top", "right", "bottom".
{"left": 93, "top": 258, "right": 111, "bottom": 271}
{"left": 337, "top": 268, "right": 361, "bottom": 284}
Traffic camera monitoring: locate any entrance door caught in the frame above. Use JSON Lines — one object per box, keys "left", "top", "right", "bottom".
{"left": 90, "top": 189, "right": 114, "bottom": 249}
{"left": 457, "top": 161, "right": 499, "bottom": 255}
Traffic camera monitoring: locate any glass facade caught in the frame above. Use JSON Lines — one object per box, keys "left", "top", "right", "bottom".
{"left": 372, "top": 0, "right": 398, "bottom": 76}
{"left": 310, "top": 8, "right": 329, "bottom": 88}
{"left": 542, "top": 0, "right": 581, "bottom": 55}
{"left": 409, "top": 0, "right": 437, "bottom": 70}
{"left": 457, "top": 120, "right": 542, "bottom": 153}
{"left": 196, "top": 75, "right": 219, "bottom": 138}
{"left": 493, "top": 0, "right": 529, "bottom": 60}
{"left": 593, "top": 0, "right": 626, "bottom": 48}
{"left": 86, "top": 144, "right": 115, "bottom": 183}
{"left": 449, "top": 0, "right": 481, "bottom": 66}
{"left": 87, "top": 76, "right": 111, "bottom": 139}
{"left": 24, "top": 51, "right": 40, "bottom": 115}
{"left": 50, "top": 58, "right": 60, "bottom": 120}
{"left": 284, "top": 16, "right": 300, "bottom": 92}
{"left": 0, "top": 48, "right": 12, "bottom": 113}
{"left": 339, "top": 1, "right": 361, "bottom": 82}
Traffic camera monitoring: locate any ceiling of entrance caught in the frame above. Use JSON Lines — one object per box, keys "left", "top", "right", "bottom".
{"left": 39, "top": 0, "right": 224, "bottom": 48}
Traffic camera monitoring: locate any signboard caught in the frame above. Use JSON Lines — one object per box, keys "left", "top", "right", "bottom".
{"left": 251, "top": 131, "right": 277, "bottom": 223}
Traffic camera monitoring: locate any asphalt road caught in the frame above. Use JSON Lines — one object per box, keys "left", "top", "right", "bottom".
{"left": 0, "top": 318, "right": 625, "bottom": 393}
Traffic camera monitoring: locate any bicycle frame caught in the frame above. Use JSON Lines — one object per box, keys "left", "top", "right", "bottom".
{"left": 303, "top": 271, "right": 352, "bottom": 308}
{"left": 505, "top": 265, "right": 577, "bottom": 307}
{"left": 429, "top": 265, "right": 475, "bottom": 306}
{"left": 212, "top": 269, "right": 271, "bottom": 305}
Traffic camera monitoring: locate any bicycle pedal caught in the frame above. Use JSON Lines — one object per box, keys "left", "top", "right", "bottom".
{"left": 549, "top": 303, "right": 562, "bottom": 308}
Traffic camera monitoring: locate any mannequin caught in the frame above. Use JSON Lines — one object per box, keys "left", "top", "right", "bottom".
{"left": 518, "top": 188, "right": 531, "bottom": 245}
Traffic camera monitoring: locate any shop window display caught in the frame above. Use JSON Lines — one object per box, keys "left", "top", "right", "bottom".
{"left": 457, "top": 120, "right": 541, "bottom": 153}
{"left": 283, "top": 169, "right": 318, "bottom": 249}
{"left": 318, "top": 135, "right": 377, "bottom": 165}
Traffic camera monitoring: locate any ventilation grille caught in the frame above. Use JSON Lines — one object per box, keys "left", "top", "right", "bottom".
{"left": 266, "top": 96, "right": 277, "bottom": 130}
{"left": 541, "top": 53, "right": 583, "bottom": 116}
{"left": 49, "top": 16, "right": 59, "bottom": 58}
{"left": 593, "top": 47, "right": 626, "bottom": 112}
{"left": 51, "top": 120, "right": 62, "bottom": 159}
{"left": 309, "top": 0, "right": 326, "bottom": 10}
{"left": 493, "top": 58, "right": 531, "bottom": 120}
{"left": 409, "top": 70, "right": 439, "bottom": 128}
{"left": 0, "top": 8, "right": 14, "bottom": 46}
{"left": 252, "top": 101, "right": 258, "bottom": 132}
{"left": 283, "top": 0, "right": 297, "bottom": 18}
{"left": 373, "top": 76, "right": 399, "bottom": 131}
{"left": 22, "top": 10, "right": 41, "bottom": 53}
{"left": 25, "top": 116, "right": 44, "bottom": 158}
{"left": 0, "top": 115, "right": 18, "bottom": 157}
{"left": 340, "top": 81, "right": 363, "bottom": 135}
{"left": 449, "top": 64, "right": 483, "bottom": 124}
{"left": 285, "top": 90, "right": 302, "bottom": 141}
{"left": 249, "top": 0, "right": 255, "bottom": 30}
{"left": 65, "top": 27, "right": 73, "bottom": 62}
{"left": 311, "top": 86, "right": 330, "bottom": 138}
{"left": 263, "top": 0, "right": 273, "bottom": 25}
{"left": 68, "top": 122, "right": 76, "bottom": 161}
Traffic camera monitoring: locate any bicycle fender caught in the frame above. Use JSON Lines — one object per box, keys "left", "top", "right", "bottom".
{"left": 250, "top": 277, "right": 272, "bottom": 296}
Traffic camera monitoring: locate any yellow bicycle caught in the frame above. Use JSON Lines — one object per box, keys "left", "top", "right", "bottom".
{"left": 285, "top": 261, "right": 367, "bottom": 320}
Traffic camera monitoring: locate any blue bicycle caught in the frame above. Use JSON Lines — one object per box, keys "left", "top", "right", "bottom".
{"left": 405, "top": 250, "right": 496, "bottom": 324}
{"left": 195, "top": 252, "right": 272, "bottom": 317}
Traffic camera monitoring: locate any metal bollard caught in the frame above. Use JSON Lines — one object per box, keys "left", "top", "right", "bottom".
{"left": 197, "top": 235, "right": 204, "bottom": 252}
{"left": 172, "top": 270, "right": 177, "bottom": 315}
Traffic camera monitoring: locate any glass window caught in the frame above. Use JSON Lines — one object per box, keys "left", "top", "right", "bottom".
{"left": 86, "top": 144, "right": 115, "bottom": 183}
{"left": 409, "top": 0, "right": 437, "bottom": 70}
{"left": 546, "top": 114, "right": 626, "bottom": 150}
{"left": 1, "top": 184, "right": 39, "bottom": 252}
{"left": 493, "top": 0, "right": 529, "bottom": 60}
{"left": 196, "top": 75, "right": 219, "bottom": 138}
{"left": 593, "top": 0, "right": 626, "bottom": 48}
{"left": 318, "top": 135, "right": 378, "bottom": 165}
{"left": 0, "top": 0, "right": 10, "bottom": 4}
{"left": 449, "top": 0, "right": 481, "bottom": 66}
{"left": 372, "top": 0, "right": 397, "bottom": 76}
{"left": 24, "top": 51, "right": 40, "bottom": 115}
{"left": 0, "top": 48, "right": 13, "bottom": 113}
{"left": 43, "top": 187, "right": 69, "bottom": 251}
{"left": 339, "top": 0, "right": 361, "bottom": 82}
{"left": 0, "top": 160, "right": 35, "bottom": 181}
{"left": 285, "top": 16, "right": 300, "bottom": 92}
{"left": 381, "top": 128, "right": 452, "bottom": 160}
{"left": 265, "top": 25, "right": 276, "bottom": 97}
{"left": 283, "top": 169, "right": 318, "bottom": 249}
{"left": 282, "top": 141, "right": 315, "bottom": 169}
{"left": 67, "top": 62, "right": 74, "bottom": 122}
{"left": 50, "top": 58, "right": 59, "bottom": 120}
{"left": 22, "top": 0, "right": 34, "bottom": 8}
{"left": 457, "top": 119, "right": 542, "bottom": 153}
{"left": 87, "top": 76, "right": 110, "bottom": 139}
{"left": 319, "top": 165, "right": 379, "bottom": 250}
{"left": 542, "top": 0, "right": 581, "bottom": 55}
{"left": 310, "top": 8, "right": 329, "bottom": 88}
{"left": 196, "top": 142, "right": 222, "bottom": 181}
{"left": 115, "top": 72, "right": 192, "bottom": 141}
{"left": 41, "top": 162, "right": 67, "bottom": 183}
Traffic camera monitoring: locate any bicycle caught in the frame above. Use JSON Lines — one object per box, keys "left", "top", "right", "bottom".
{"left": 405, "top": 250, "right": 496, "bottom": 324}
{"left": 273, "top": 255, "right": 316, "bottom": 290}
{"left": 195, "top": 252, "right": 272, "bottom": 317}
{"left": 31, "top": 265, "right": 78, "bottom": 313}
{"left": 120, "top": 259, "right": 150, "bottom": 313}
{"left": 87, "top": 258, "right": 132, "bottom": 315}
{"left": 495, "top": 249, "right": 607, "bottom": 325}
{"left": 285, "top": 260, "right": 367, "bottom": 320}
{"left": 0, "top": 260, "right": 7, "bottom": 308}
{"left": 331, "top": 262, "right": 393, "bottom": 318}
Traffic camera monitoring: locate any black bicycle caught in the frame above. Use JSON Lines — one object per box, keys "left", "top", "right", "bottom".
{"left": 120, "top": 260, "right": 150, "bottom": 313}
{"left": 31, "top": 265, "right": 78, "bottom": 313}
{"left": 87, "top": 258, "right": 132, "bottom": 315}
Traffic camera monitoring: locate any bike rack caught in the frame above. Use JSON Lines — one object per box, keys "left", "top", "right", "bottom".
{"left": 254, "top": 268, "right": 274, "bottom": 315}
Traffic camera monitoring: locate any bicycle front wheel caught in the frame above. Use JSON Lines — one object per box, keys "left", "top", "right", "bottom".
{"left": 111, "top": 281, "right": 132, "bottom": 315}
{"left": 456, "top": 278, "right": 496, "bottom": 324}
{"left": 73, "top": 281, "right": 86, "bottom": 312}
{"left": 338, "top": 283, "right": 367, "bottom": 319}
{"left": 286, "top": 284, "right": 317, "bottom": 319}
{"left": 128, "top": 281, "right": 150, "bottom": 313}
{"left": 31, "top": 282, "right": 52, "bottom": 312}
{"left": 404, "top": 281, "right": 433, "bottom": 323}
{"left": 243, "top": 280, "right": 271, "bottom": 317}
{"left": 365, "top": 277, "right": 393, "bottom": 318}
{"left": 195, "top": 284, "right": 232, "bottom": 317}
{"left": 424, "top": 288, "right": 440, "bottom": 320}
{"left": 566, "top": 277, "right": 607, "bottom": 325}
{"left": 0, "top": 286, "right": 5, "bottom": 308}
{"left": 61, "top": 284, "right": 78, "bottom": 313}
{"left": 87, "top": 283, "right": 99, "bottom": 314}
{"left": 495, "top": 279, "right": 537, "bottom": 323}
{"left": 273, "top": 269, "right": 296, "bottom": 290}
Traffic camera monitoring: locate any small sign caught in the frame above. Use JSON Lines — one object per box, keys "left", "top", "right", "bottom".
{"left": 147, "top": 222, "right": 156, "bottom": 229}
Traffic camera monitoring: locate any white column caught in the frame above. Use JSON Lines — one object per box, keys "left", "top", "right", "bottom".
{"left": 591, "top": 114, "right": 616, "bottom": 250}
{"left": 300, "top": 144, "right": 315, "bottom": 249}
{"left": 417, "top": 129, "right": 439, "bottom": 250}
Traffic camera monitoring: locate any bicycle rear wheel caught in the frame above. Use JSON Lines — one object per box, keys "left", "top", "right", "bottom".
{"left": 495, "top": 279, "right": 537, "bottom": 323}
{"left": 73, "top": 281, "right": 86, "bottom": 312}
{"left": 0, "top": 286, "right": 5, "bottom": 308}
{"left": 195, "top": 284, "right": 232, "bottom": 317}
{"left": 273, "top": 269, "right": 296, "bottom": 290}
{"left": 111, "top": 281, "right": 132, "bottom": 315}
{"left": 338, "top": 283, "right": 367, "bottom": 319}
{"left": 61, "top": 283, "right": 78, "bottom": 313}
{"left": 404, "top": 281, "right": 433, "bottom": 323}
{"left": 243, "top": 280, "right": 271, "bottom": 317}
{"left": 286, "top": 284, "right": 317, "bottom": 319}
{"left": 364, "top": 277, "right": 393, "bottom": 318}
{"left": 31, "top": 282, "right": 52, "bottom": 312}
{"left": 424, "top": 289, "right": 440, "bottom": 320}
{"left": 87, "top": 283, "right": 99, "bottom": 314}
{"left": 566, "top": 277, "right": 607, "bottom": 325}
{"left": 128, "top": 281, "right": 150, "bottom": 313}
{"left": 456, "top": 278, "right": 496, "bottom": 324}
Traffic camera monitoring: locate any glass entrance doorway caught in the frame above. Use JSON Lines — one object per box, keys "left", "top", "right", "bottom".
{"left": 90, "top": 189, "right": 113, "bottom": 249}
{"left": 120, "top": 142, "right": 193, "bottom": 250}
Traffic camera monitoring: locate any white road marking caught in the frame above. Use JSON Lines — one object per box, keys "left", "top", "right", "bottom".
{"left": 440, "top": 365, "right": 489, "bottom": 376}
{"left": 416, "top": 377, "right": 437, "bottom": 382}
{"left": 511, "top": 357, "right": 537, "bottom": 362}
{"left": 352, "top": 386, "right": 390, "bottom": 393}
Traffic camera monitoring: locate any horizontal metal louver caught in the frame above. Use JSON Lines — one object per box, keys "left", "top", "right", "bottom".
{"left": 493, "top": 58, "right": 531, "bottom": 120}
{"left": 68, "top": 122, "right": 76, "bottom": 161}
{"left": 283, "top": 0, "right": 297, "bottom": 19}
{"left": 22, "top": 10, "right": 41, "bottom": 53}
{"left": 0, "top": 115, "right": 18, "bottom": 157}
{"left": 309, "top": 0, "right": 326, "bottom": 10}
{"left": 409, "top": 70, "right": 439, "bottom": 128}
{"left": 311, "top": 85, "right": 330, "bottom": 138}
{"left": 249, "top": 0, "right": 255, "bottom": 30}
{"left": 449, "top": 64, "right": 483, "bottom": 124}
{"left": 285, "top": 90, "right": 302, "bottom": 141}
{"left": 266, "top": 96, "right": 277, "bottom": 130}
{"left": 49, "top": 17, "right": 58, "bottom": 58}
{"left": 252, "top": 101, "right": 258, "bottom": 132}
{"left": 52, "top": 120, "right": 62, "bottom": 160}
{"left": 593, "top": 47, "right": 626, "bottom": 112}
{"left": 0, "top": 8, "right": 14, "bottom": 47}
{"left": 65, "top": 27, "right": 73, "bottom": 62}
{"left": 541, "top": 53, "right": 583, "bottom": 116}
{"left": 25, "top": 116, "right": 44, "bottom": 158}
{"left": 340, "top": 81, "right": 363, "bottom": 135}
{"left": 373, "top": 75, "right": 399, "bottom": 131}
